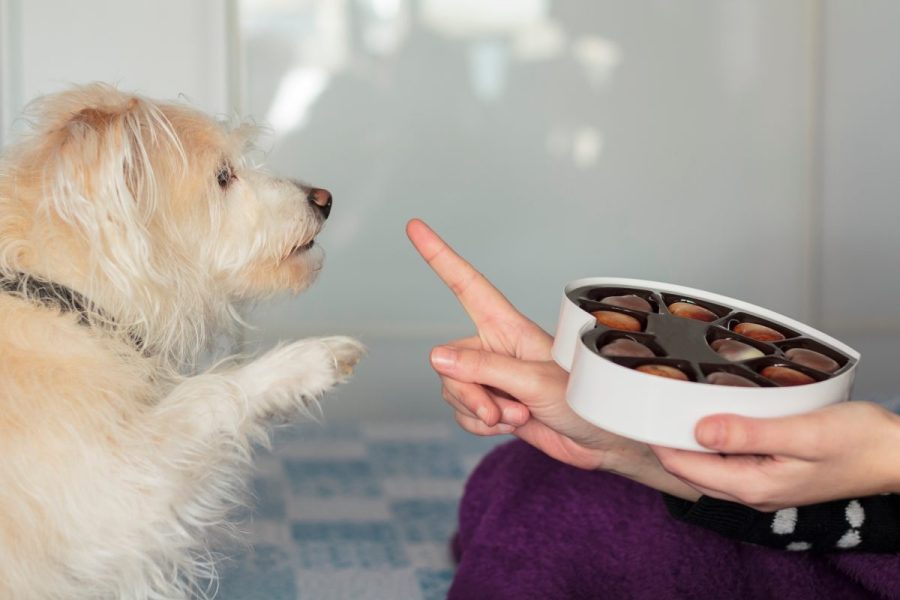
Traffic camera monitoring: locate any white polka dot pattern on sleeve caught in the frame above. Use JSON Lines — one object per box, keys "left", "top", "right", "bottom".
{"left": 836, "top": 500, "right": 865, "bottom": 549}
{"left": 772, "top": 508, "right": 798, "bottom": 535}
{"left": 786, "top": 541, "right": 812, "bottom": 551}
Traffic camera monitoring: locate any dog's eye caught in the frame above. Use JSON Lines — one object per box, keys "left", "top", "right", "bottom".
{"left": 216, "top": 164, "right": 234, "bottom": 189}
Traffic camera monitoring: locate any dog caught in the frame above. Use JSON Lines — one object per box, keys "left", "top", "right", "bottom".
{"left": 0, "top": 84, "right": 365, "bottom": 599}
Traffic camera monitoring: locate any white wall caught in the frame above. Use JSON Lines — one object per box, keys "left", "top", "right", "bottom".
{"left": 821, "top": 0, "right": 900, "bottom": 334}
{"left": 0, "top": 0, "right": 235, "bottom": 143}
{"left": 816, "top": 0, "right": 900, "bottom": 404}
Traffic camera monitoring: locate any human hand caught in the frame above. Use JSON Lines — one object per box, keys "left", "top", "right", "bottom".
{"left": 405, "top": 219, "right": 552, "bottom": 362}
{"left": 405, "top": 218, "right": 551, "bottom": 432}
{"left": 429, "top": 341, "right": 658, "bottom": 474}
{"left": 651, "top": 401, "right": 900, "bottom": 511}
{"left": 407, "top": 219, "right": 700, "bottom": 498}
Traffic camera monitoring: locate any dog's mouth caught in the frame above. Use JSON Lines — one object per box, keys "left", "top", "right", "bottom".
{"left": 289, "top": 239, "right": 316, "bottom": 255}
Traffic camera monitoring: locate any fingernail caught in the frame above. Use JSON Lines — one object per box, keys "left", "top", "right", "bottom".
{"left": 501, "top": 406, "right": 523, "bottom": 426}
{"left": 497, "top": 424, "right": 515, "bottom": 434}
{"left": 476, "top": 406, "right": 489, "bottom": 424}
{"left": 431, "top": 346, "right": 457, "bottom": 370}
{"left": 697, "top": 419, "right": 724, "bottom": 448}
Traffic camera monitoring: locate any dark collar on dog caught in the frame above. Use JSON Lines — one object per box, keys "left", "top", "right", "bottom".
{"left": 0, "top": 272, "right": 144, "bottom": 350}
{"left": 0, "top": 273, "right": 95, "bottom": 325}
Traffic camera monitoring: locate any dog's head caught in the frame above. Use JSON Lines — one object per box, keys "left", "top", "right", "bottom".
{"left": 0, "top": 84, "right": 330, "bottom": 357}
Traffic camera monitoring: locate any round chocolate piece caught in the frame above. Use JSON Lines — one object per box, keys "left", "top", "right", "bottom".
{"left": 635, "top": 364, "right": 689, "bottom": 381}
{"left": 734, "top": 322, "right": 785, "bottom": 342}
{"left": 710, "top": 339, "right": 764, "bottom": 362}
{"left": 592, "top": 310, "right": 642, "bottom": 332}
{"left": 784, "top": 348, "right": 839, "bottom": 374}
{"left": 667, "top": 301, "right": 717, "bottom": 322}
{"left": 600, "top": 294, "right": 651, "bottom": 313}
{"left": 600, "top": 338, "right": 655, "bottom": 358}
{"left": 707, "top": 372, "right": 759, "bottom": 387}
{"left": 760, "top": 366, "right": 815, "bottom": 387}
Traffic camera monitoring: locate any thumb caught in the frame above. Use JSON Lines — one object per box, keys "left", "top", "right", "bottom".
{"left": 430, "top": 345, "right": 550, "bottom": 403}
{"left": 694, "top": 413, "right": 818, "bottom": 458}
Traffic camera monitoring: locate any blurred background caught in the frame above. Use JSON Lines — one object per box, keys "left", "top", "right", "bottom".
{"left": 2, "top": 0, "right": 899, "bottom": 414}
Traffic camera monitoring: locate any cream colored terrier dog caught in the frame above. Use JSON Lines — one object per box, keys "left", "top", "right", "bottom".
{"left": 0, "top": 84, "right": 364, "bottom": 599}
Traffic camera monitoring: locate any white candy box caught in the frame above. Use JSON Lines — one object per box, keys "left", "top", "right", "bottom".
{"left": 551, "top": 278, "right": 860, "bottom": 451}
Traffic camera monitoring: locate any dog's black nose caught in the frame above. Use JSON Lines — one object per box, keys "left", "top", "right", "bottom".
{"left": 307, "top": 188, "right": 332, "bottom": 219}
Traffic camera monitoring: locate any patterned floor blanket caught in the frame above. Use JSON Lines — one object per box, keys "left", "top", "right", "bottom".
{"left": 215, "top": 419, "right": 504, "bottom": 600}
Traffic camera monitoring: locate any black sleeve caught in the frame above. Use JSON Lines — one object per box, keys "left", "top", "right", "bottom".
{"left": 662, "top": 493, "right": 900, "bottom": 553}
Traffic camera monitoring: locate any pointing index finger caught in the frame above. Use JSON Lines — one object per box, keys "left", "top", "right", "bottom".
{"left": 406, "top": 218, "right": 517, "bottom": 327}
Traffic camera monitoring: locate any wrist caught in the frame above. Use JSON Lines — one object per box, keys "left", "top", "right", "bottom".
{"left": 598, "top": 441, "right": 651, "bottom": 479}
{"left": 600, "top": 443, "right": 702, "bottom": 502}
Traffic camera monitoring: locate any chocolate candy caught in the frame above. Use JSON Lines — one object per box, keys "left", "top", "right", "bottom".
{"left": 760, "top": 366, "right": 815, "bottom": 386}
{"left": 600, "top": 338, "right": 654, "bottom": 358}
{"left": 707, "top": 372, "right": 760, "bottom": 387}
{"left": 577, "top": 284, "right": 856, "bottom": 391}
{"left": 667, "top": 302, "right": 717, "bottom": 322}
{"left": 600, "top": 294, "right": 651, "bottom": 312}
{"left": 710, "top": 339, "right": 764, "bottom": 362}
{"left": 785, "top": 348, "right": 839, "bottom": 374}
{"left": 635, "top": 364, "right": 689, "bottom": 381}
{"left": 734, "top": 322, "right": 785, "bottom": 342}
{"left": 592, "top": 310, "right": 642, "bottom": 332}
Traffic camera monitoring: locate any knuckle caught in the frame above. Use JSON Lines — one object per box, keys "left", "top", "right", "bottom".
{"left": 726, "top": 420, "right": 754, "bottom": 451}
{"left": 454, "top": 410, "right": 492, "bottom": 437}
{"left": 448, "top": 269, "right": 477, "bottom": 298}
{"left": 472, "top": 350, "right": 490, "bottom": 374}
{"left": 441, "top": 388, "right": 452, "bottom": 404}
{"left": 860, "top": 402, "right": 891, "bottom": 430}
{"left": 453, "top": 411, "right": 477, "bottom": 432}
{"left": 453, "top": 384, "right": 469, "bottom": 404}
{"left": 531, "top": 369, "right": 553, "bottom": 394}
{"left": 804, "top": 426, "right": 826, "bottom": 457}
{"left": 444, "top": 375, "right": 464, "bottom": 389}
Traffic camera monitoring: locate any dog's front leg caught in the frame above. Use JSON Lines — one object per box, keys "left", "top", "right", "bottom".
{"left": 154, "top": 336, "right": 365, "bottom": 441}
{"left": 232, "top": 335, "right": 366, "bottom": 424}
{"left": 134, "top": 337, "right": 362, "bottom": 592}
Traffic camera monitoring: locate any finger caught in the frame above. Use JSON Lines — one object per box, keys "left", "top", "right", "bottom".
{"left": 455, "top": 411, "right": 516, "bottom": 436}
{"left": 651, "top": 445, "right": 781, "bottom": 508}
{"left": 406, "top": 218, "right": 519, "bottom": 327}
{"left": 694, "top": 413, "right": 823, "bottom": 459}
{"left": 508, "top": 419, "right": 604, "bottom": 471}
{"left": 442, "top": 379, "right": 501, "bottom": 426}
{"left": 494, "top": 395, "right": 531, "bottom": 426}
{"left": 442, "top": 377, "right": 531, "bottom": 427}
{"left": 440, "top": 383, "right": 477, "bottom": 420}
{"left": 430, "top": 345, "right": 559, "bottom": 404}
{"left": 445, "top": 336, "right": 481, "bottom": 349}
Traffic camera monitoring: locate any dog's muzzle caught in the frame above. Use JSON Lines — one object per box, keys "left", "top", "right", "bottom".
{"left": 307, "top": 188, "right": 332, "bottom": 219}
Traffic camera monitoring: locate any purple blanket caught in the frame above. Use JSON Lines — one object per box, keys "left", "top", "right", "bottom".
{"left": 450, "top": 440, "right": 900, "bottom": 599}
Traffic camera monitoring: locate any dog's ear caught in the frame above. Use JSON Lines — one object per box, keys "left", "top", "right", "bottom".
{"left": 40, "top": 92, "right": 183, "bottom": 235}
{"left": 28, "top": 87, "right": 186, "bottom": 301}
{"left": 69, "top": 106, "right": 118, "bottom": 129}
{"left": 57, "top": 100, "right": 150, "bottom": 205}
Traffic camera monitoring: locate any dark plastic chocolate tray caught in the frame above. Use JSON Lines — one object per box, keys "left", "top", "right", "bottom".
{"left": 569, "top": 284, "right": 856, "bottom": 387}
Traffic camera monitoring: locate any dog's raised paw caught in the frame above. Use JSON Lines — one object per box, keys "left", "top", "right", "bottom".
{"left": 235, "top": 336, "right": 365, "bottom": 409}
{"left": 318, "top": 336, "right": 366, "bottom": 379}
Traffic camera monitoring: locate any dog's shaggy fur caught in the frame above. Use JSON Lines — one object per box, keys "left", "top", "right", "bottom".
{"left": 0, "top": 84, "right": 364, "bottom": 599}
